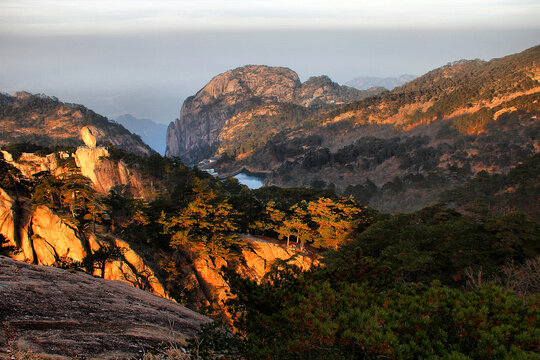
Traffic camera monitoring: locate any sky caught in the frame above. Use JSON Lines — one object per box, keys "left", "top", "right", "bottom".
{"left": 1, "top": 0, "right": 539, "bottom": 124}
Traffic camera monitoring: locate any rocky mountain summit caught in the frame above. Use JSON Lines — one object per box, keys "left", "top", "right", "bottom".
{"left": 0, "top": 256, "right": 209, "bottom": 359}
{"left": 166, "top": 65, "right": 381, "bottom": 164}
{"left": 0, "top": 92, "right": 154, "bottom": 157}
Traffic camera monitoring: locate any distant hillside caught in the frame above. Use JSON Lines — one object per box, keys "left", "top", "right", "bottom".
{"left": 209, "top": 45, "right": 539, "bottom": 212}
{"left": 166, "top": 65, "right": 385, "bottom": 164}
{"left": 441, "top": 153, "right": 540, "bottom": 220}
{"left": 0, "top": 92, "right": 154, "bottom": 156}
{"left": 346, "top": 74, "right": 417, "bottom": 90}
{"left": 116, "top": 114, "right": 167, "bottom": 155}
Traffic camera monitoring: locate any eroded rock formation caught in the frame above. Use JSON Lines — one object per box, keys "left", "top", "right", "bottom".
{"left": 74, "top": 147, "right": 149, "bottom": 198}
{"left": 2, "top": 147, "right": 152, "bottom": 199}
{"left": 80, "top": 125, "right": 97, "bottom": 148}
{"left": 0, "top": 188, "right": 168, "bottom": 298}
{"left": 181, "top": 235, "right": 319, "bottom": 308}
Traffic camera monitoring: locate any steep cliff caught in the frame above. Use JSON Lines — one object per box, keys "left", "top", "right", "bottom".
{"left": 0, "top": 92, "right": 154, "bottom": 156}
{"left": 74, "top": 146, "right": 150, "bottom": 198}
{"left": 0, "top": 256, "right": 209, "bottom": 359}
{"left": 165, "top": 65, "right": 379, "bottom": 164}
{"left": 2, "top": 145, "right": 153, "bottom": 199}
{"left": 0, "top": 187, "right": 168, "bottom": 298}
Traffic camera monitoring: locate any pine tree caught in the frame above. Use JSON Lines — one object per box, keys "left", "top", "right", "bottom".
{"left": 0, "top": 234, "right": 14, "bottom": 256}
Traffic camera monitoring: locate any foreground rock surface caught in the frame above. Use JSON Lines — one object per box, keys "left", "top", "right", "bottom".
{"left": 0, "top": 256, "right": 209, "bottom": 359}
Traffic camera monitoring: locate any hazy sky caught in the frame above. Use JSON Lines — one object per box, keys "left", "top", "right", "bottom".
{"left": 1, "top": 0, "right": 539, "bottom": 124}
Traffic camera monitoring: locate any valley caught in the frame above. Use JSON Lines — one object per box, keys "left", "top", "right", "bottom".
{"left": 0, "top": 44, "right": 539, "bottom": 359}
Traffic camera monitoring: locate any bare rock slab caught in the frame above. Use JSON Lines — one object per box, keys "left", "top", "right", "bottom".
{"left": 0, "top": 256, "right": 209, "bottom": 359}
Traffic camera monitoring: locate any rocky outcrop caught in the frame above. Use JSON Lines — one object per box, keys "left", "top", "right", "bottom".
{"left": 0, "top": 256, "right": 209, "bottom": 359}
{"left": 186, "top": 235, "right": 319, "bottom": 307}
{"left": 0, "top": 150, "right": 68, "bottom": 178}
{"left": 165, "top": 65, "right": 373, "bottom": 164}
{"left": 74, "top": 147, "right": 149, "bottom": 198}
{"left": 80, "top": 125, "right": 97, "bottom": 148}
{"left": 0, "top": 188, "right": 168, "bottom": 298}
{"left": 2, "top": 147, "right": 152, "bottom": 199}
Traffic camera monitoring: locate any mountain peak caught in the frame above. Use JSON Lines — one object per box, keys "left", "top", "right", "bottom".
{"left": 166, "top": 65, "right": 379, "bottom": 163}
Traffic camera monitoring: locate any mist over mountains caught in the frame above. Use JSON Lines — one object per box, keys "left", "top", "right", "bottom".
{"left": 346, "top": 74, "right": 417, "bottom": 90}
{"left": 115, "top": 114, "right": 168, "bottom": 155}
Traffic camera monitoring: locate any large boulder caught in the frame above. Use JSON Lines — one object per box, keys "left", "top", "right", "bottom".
{"left": 80, "top": 125, "right": 97, "bottom": 148}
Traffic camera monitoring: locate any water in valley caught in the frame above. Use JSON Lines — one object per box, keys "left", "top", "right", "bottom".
{"left": 233, "top": 171, "right": 265, "bottom": 189}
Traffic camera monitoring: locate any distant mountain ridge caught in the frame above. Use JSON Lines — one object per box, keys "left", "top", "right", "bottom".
{"left": 0, "top": 92, "right": 154, "bottom": 156}
{"left": 346, "top": 74, "right": 417, "bottom": 90}
{"left": 115, "top": 114, "right": 167, "bottom": 155}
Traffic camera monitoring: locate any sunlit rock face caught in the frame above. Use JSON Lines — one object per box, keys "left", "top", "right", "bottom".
{"left": 165, "top": 65, "right": 369, "bottom": 164}
{"left": 186, "top": 235, "right": 319, "bottom": 308}
{"left": 80, "top": 126, "right": 97, "bottom": 148}
{"left": 74, "top": 147, "right": 148, "bottom": 198}
{"left": 2, "top": 146, "right": 152, "bottom": 199}
{"left": 0, "top": 187, "right": 168, "bottom": 298}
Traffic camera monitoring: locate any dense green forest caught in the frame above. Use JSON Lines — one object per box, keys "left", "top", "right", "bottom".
{"left": 203, "top": 204, "right": 539, "bottom": 359}
{"left": 1, "top": 145, "right": 538, "bottom": 359}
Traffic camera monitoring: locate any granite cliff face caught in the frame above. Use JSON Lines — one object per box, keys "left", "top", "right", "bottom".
{"left": 0, "top": 92, "right": 154, "bottom": 156}
{"left": 0, "top": 179, "right": 319, "bottom": 310}
{"left": 0, "top": 141, "right": 320, "bottom": 311}
{"left": 74, "top": 146, "right": 150, "bottom": 197}
{"left": 0, "top": 256, "right": 209, "bottom": 359}
{"left": 2, "top": 144, "right": 153, "bottom": 199}
{"left": 0, "top": 187, "right": 168, "bottom": 298}
{"left": 166, "top": 65, "right": 379, "bottom": 164}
